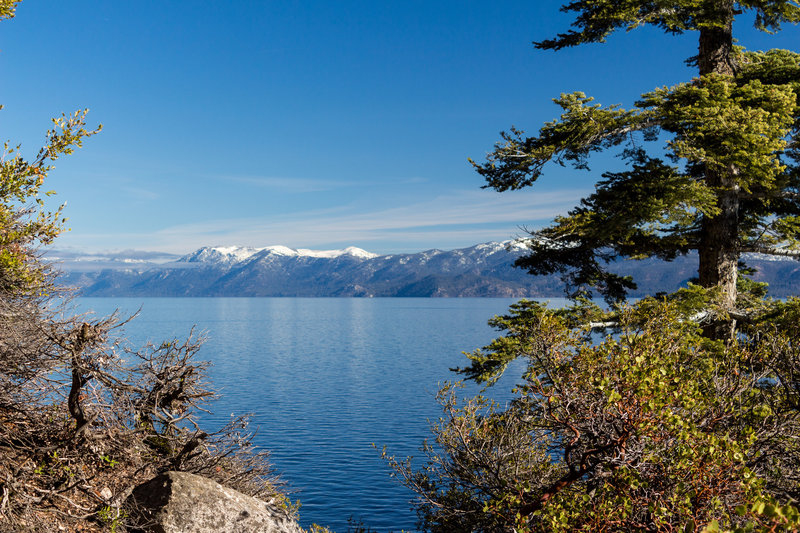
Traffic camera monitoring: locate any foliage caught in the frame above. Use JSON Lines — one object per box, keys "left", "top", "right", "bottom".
{"left": 390, "top": 300, "right": 800, "bottom": 532}
{"left": 534, "top": 1, "right": 800, "bottom": 51}
{"left": 470, "top": 2, "right": 800, "bottom": 312}
{"left": 0, "top": 2, "right": 290, "bottom": 531}
{"left": 0, "top": 109, "right": 100, "bottom": 293}
{"left": 0, "top": 0, "right": 18, "bottom": 21}
{"left": 473, "top": 49, "right": 800, "bottom": 305}
{"left": 389, "top": 3, "right": 800, "bottom": 532}
{"left": 0, "top": 1, "right": 99, "bottom": 294}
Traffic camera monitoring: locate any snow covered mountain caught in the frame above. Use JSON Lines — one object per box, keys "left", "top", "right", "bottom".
{"left": 180, "top": 245, "right": 378, "bottom": 266}
{"left": 53, "top": 242, "right": 800, "bottom": 298}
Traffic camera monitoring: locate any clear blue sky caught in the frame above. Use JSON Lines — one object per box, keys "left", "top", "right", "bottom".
{"left": 2, "top": 1, "right": 797, "bottom": 255}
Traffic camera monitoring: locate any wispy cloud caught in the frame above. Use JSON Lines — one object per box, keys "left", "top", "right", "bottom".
{"left": 121, "top": 186, "right": 160, "bottom": 201}
{"left": 223, "top": 175, "right": 357, "bottom": 193}
{"left": 62, "top": 187, "right": 587, "bottom": 254}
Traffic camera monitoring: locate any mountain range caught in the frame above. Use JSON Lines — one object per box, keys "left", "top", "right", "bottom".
{"left": 51, "top": 242, "right": 800, "bottom": 298}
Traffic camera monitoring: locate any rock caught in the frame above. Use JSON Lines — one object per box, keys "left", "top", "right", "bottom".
{"left": 127, "top": 471, "right": 304, "bottom": 533}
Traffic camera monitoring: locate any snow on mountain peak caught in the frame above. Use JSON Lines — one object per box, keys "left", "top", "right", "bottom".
{"left": 183, "top": 244, "right": 378, "bottom": 264}
{"left": 342, "top": 246, "right": 379, "bottom": 259}
{"left": 179, "top": 241, "right": 532, "bottom": 267}
{"left": 262, "top": 245, "right": 297, "bottom": 256}
{"left": 271, "top": 246, "right": 378, "bottom": 259}
{"left": 471, "top": 240, "right": 528, "bottom": 253}
{"left": 183, "top": 246, "right": 262, "bottom": 264}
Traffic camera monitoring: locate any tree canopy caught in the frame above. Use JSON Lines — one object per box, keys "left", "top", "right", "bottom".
{"left": 471, "top": 0, "right": 800, "bottom": 339}
{"left": 535, "top": 1, "right": 800, "bottom": 53}
{"left": 390, "top": 297, "right": 800, "bottom": 532}
{"left": 390, "top": 2, "right": 800, "bottom": 532}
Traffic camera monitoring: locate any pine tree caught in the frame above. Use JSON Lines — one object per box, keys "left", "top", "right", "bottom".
{"left": 386, "top": 5, "right": 800, "bottom": 531}
{"left": 471, "top": 1, "right": 800, "bottom": 337}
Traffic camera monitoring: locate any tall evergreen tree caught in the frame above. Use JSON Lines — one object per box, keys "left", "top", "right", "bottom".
{"left": 388, "top": 5, "right": 800, "bottom": 531}
{"left": 472, "top": 1, "right": 800, "bottom": 336}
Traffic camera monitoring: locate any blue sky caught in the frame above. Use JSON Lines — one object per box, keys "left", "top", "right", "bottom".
{"left": 2, "top": 1, "right": 798, "bottom": 255}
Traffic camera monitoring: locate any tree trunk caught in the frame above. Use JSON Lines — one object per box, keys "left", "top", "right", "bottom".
{"left": 698, "top": 166, "right": 740, "bottom": 338}
{"left": 697, "top": 1, "right": 736, "bottom": 77}
{"left": 68, "top": 323, "right": 93, "bottom": 436}
{"left": 696, "top": 1, "right": 739, "bottom": 339}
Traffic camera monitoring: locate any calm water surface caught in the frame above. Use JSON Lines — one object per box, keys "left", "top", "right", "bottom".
{"left": 76, "top": 297, "right": 547, "bottom": 532}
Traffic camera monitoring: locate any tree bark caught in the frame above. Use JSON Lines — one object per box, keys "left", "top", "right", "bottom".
{"left": 696, "top": 1, "right": 739, "bottom": 339}
{"left": 697, "top": 1, "right": 736, "bottom": 77}
{"left": 698, "top": 167, "right": 740, "bottom": 338}
{"left": 68, "top": 323, "right": 93, "bottom": 436}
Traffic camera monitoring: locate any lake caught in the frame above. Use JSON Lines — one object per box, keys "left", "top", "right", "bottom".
{"left": 75, "top": 297, "right": 542, "bottom": 532}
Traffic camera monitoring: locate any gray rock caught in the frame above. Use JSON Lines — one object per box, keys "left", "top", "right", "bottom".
{"left": 127, "top": 471, "right": 304, "bottom": 533}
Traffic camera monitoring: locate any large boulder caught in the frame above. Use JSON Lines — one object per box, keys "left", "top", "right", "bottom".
{"left": 127, "top": 471, "right": 304, "bottom": 533}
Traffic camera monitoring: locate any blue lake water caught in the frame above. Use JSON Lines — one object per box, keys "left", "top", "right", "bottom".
{"left": 75, "top": 297, "right": 545, "bottom": 532}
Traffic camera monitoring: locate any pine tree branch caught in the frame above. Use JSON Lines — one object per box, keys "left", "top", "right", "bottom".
{"left": 588, "top": 308, "right": 757, "bottom": 331}
{"left": 588, "top": 321, "right": 619, "bottom": 329}
{"left": 739, "top": 191, "right": 800, "bottom": 201}
{"left": 740, "top": 245, "right": 800, "bottom": 257}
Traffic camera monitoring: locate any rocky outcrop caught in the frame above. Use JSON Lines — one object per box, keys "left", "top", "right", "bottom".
{"left": 127, "top": 471, "right": 304, "bottom": 533}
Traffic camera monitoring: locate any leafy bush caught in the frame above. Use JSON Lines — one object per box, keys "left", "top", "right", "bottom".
{"left": 388, "top": 300, "right": 800, "bottom": 532}
{"left": 0, "top": 2, "right": 288, "bottom": 530}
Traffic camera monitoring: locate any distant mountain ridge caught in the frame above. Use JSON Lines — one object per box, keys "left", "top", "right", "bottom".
{"left": 181, "top": 245, "right": 379, "bottom": 266}
{"left": 53, "top": 242, "right": 800, "bottom": 298}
